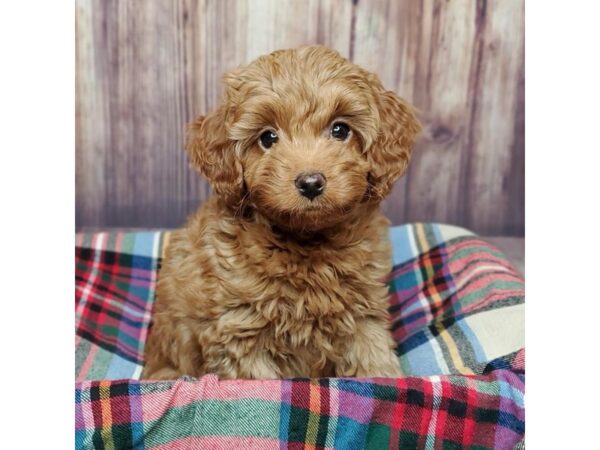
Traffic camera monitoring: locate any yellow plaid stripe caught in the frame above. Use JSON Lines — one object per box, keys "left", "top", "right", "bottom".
{"left": 99, "top": 380, "right": 115, "bottom": 450}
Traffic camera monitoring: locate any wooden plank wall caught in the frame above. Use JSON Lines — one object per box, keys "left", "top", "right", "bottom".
{"left": 76, "top": 0, "right": 524, "bottom": 235}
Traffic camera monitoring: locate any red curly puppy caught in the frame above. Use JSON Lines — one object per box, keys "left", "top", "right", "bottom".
{"left": 142, "top": 46, "right": 420, "bottom": 380}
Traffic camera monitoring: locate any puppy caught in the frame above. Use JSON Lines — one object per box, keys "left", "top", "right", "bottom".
{"left": 142, "top": 46, "right": 420, "bottom": 380}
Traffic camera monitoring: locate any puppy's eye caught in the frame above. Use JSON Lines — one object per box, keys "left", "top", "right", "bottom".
{"left": 259, "top": 130, "right": 278, "bottom": 150}
{"left": 330, "top": 122, "right": 351, "bottom": 141}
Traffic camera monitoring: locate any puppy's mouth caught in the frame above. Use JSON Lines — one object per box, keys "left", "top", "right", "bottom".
{"left": 248, "top": 171, "right": 368, "bottom": 232}
{"left": 256, "top": 197, "right": 359, "bottom": 232}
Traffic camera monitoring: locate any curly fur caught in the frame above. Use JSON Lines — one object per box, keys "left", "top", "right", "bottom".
{"left": 142, "top": 46, "right": 420, "bottom": 380}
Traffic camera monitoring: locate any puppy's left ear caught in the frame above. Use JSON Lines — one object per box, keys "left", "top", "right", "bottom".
{"left": 186, "top": 105, "right": 245, "bottom": 208}
{"left": 367, "top": 89, "right": 421, "bottom": 200}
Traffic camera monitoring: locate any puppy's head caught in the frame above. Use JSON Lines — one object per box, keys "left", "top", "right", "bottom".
{"left": 187, "top": 46, "right": 420, "bottom": 231}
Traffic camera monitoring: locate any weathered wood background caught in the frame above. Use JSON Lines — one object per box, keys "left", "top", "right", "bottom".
{"left": 76, "top": 0, "right": 524, "bottom": 235}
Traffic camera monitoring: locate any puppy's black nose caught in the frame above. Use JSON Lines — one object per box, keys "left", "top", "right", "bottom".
{"left": 295, "top": 172, "right": 326, "bottom": 200}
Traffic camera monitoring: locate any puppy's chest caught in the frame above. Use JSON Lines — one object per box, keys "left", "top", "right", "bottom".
{"left": 257, "top": 248, "right": 376, "bottom": 305}
{"left": 235, "top": 248, "right": 387, "bottom": 335}
{"left": 210, "top": 234, "right": 391, "bottom": 347}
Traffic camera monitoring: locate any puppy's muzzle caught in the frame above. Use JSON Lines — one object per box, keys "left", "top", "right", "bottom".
{"left": 295, "top": 172, "right": 326, "bottom": 200}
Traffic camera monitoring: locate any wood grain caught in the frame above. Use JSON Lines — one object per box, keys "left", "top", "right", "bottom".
{"left": 76, "top": 0, "right": 524, "bottom": 235}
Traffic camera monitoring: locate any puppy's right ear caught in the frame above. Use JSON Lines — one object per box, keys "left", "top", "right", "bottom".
{"left": 186, "top": 106, "right": 244, "bottom": 207}
{"left": 366, "top": 88, "right": 421, "bottom": 201}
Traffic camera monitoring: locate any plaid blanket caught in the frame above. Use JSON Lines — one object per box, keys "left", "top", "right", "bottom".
{"left": 75, "top": 224, "right": 525, "bottom": 449}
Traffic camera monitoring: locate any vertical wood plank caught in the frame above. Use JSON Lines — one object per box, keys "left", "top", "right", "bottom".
{"left": 464, "top": 0, "right": 525, "bottom": 234}
{"left": 76, "top": 0, "right": 109, "bottom": 226}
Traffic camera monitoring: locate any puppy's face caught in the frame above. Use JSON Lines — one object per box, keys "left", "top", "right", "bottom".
{"left": 243, "top": 117, "right": 368, "bottom": 230}
{"left": 188, "top": 46, "right": 420, "bottom": 232}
